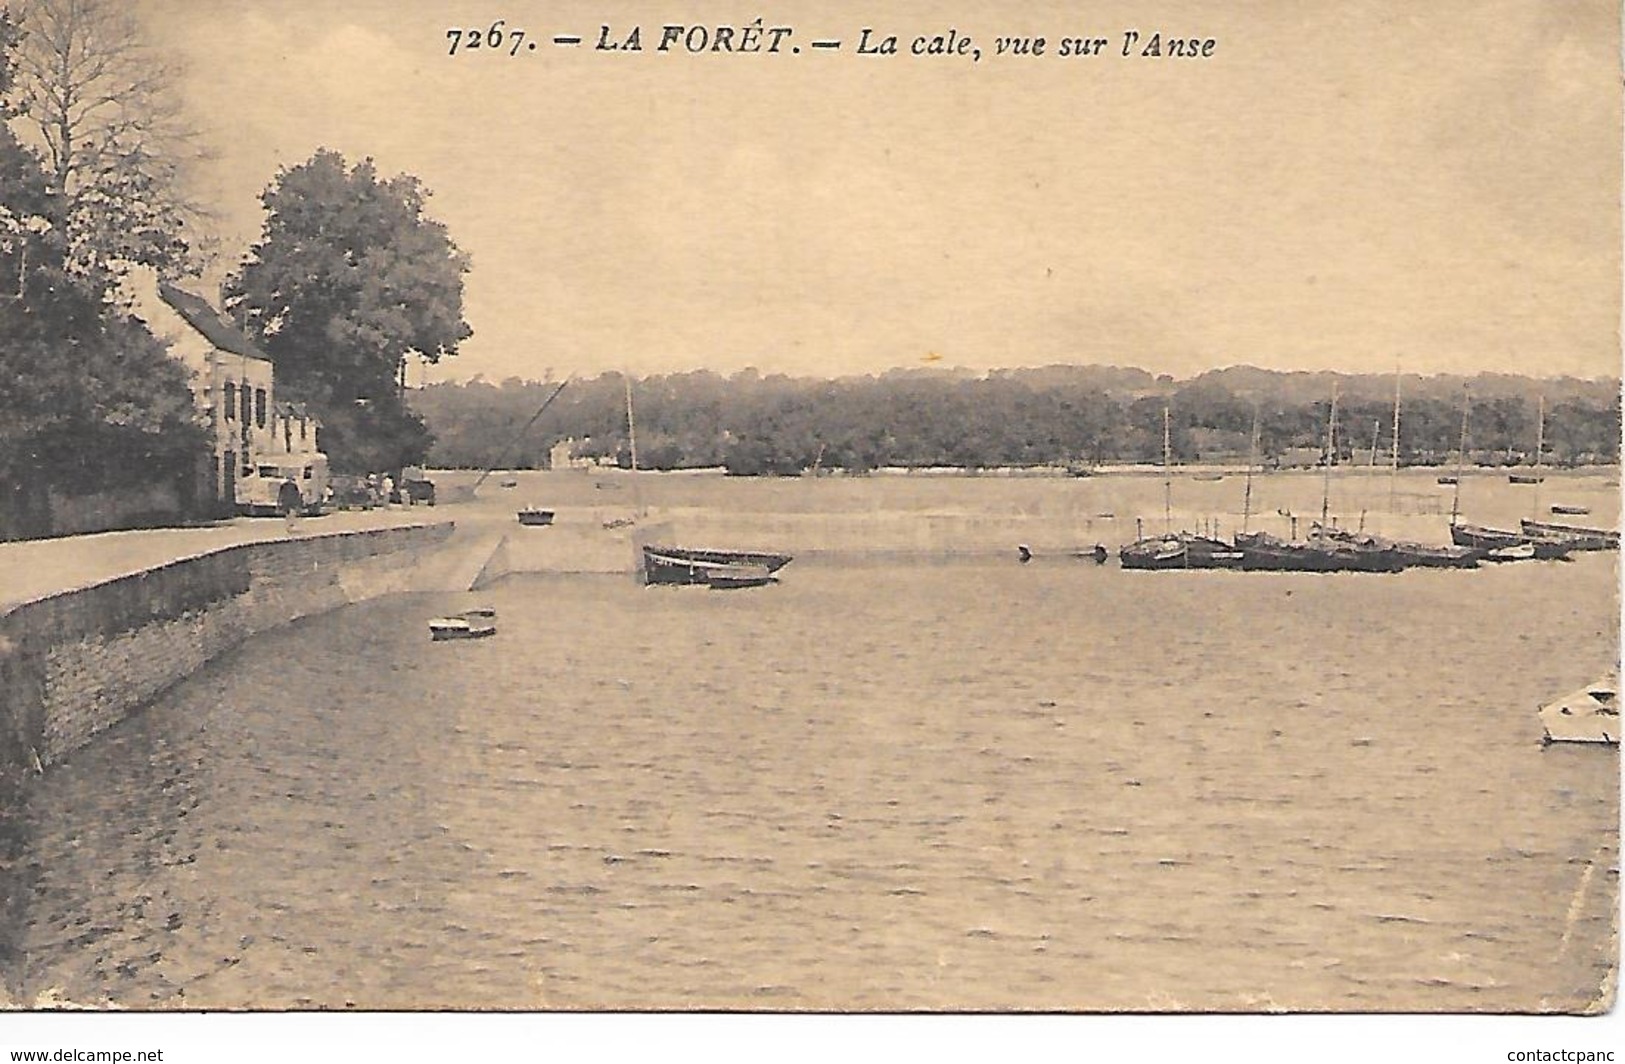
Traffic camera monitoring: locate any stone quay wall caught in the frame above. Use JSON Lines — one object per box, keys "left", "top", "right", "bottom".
{"left": 0, "top": 522, "right": 454, "bottom": 773}
{"left": 0, "top": 522, "right": 452, "bottom": 992}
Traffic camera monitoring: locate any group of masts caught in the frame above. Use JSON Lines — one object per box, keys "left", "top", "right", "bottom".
{"left": 1119, "top": 373, "right": 1611, "bottom": 571}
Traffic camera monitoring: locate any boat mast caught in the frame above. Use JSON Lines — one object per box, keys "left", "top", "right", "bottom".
{"left": 624, "top": 374, "right": 639, "bottom": 474}
{"left": 1319, "top": 381, "right": 1338, "bottom": 530}
{"left": 1242, "top": 403, "right": 1260, "bottom": 533}
{"left": 1162, "top": 404, "right": 1173, "bottom": 535}
{"left": 1389, "top": 366, "right": 1401, "bottom": 515}
{"left": 1451, "top": 388, "right": 1470, "bottom": 526}
{"left": 624, "top": 372, "right": 646, "bottom": 519}
{"left": 469, "top": 376, "right": 572, "bottom": 492}
{"left": 1532, "top": 394, "right": 1545, "bottom": 517}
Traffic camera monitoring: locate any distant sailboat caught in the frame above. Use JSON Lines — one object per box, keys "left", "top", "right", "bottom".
{"left": 1118, "top": 407, "right": 1241, "bottom": 570}
{"left": 1118, "top": 407, "right": 1188, "bottom": 569}
{"left": 1449, "top": 388, "right": 1517, "bottom": 552}
{"left": 1314, "top": 373, "right": 1477, "bottom": 569}
{"left": 1388, "top": 366, "right": 1402, "bottom": 512}
{"left": 1510, "top": 397, "right": 1546, "bottom": 484}
{"left": 1451, "top": 391, "right": 1570, "bottom": 560}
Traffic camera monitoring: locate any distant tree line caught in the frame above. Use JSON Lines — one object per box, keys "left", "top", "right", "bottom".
{"left": 412, "top": 366, "right": 1622, "bottom": 476}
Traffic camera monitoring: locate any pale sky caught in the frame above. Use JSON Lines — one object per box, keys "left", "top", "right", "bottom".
{"left": 137, "top": 0, "right": 1622, "bottom": 383}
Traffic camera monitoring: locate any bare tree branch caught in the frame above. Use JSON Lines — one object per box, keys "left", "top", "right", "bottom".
{"left": 10, "top": 0, "right": 215, "bottom": 279}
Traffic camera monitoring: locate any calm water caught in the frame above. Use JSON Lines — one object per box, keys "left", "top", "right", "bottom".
{"left": 13, "top": 475, "right": 1621, "bottom": 1011}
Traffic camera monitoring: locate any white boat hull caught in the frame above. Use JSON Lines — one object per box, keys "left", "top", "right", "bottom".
{"left": 429, "top": 617, "right": 497, "bottom": 640}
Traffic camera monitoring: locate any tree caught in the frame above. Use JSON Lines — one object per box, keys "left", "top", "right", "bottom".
{"left": 0, "top": 11, "right": 203, "bottom": 536}
{"left": 9, "top": 0, "right": 204, "bottom": 280}
{"left": 225, "top": 149, "right": 472, "bottom": 473}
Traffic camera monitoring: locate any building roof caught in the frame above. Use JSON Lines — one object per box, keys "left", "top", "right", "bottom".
{"left": 158, "top": 282, "right": 271, "bottom": 362}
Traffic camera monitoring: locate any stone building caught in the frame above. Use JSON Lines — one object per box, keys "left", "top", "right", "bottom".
{"left": 129, "top": 271, "right": 326, "bottom": 514}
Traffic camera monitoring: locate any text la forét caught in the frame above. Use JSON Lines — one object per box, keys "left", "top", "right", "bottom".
{"left": 595, "top": 20, "right": 795, "bottom": 53}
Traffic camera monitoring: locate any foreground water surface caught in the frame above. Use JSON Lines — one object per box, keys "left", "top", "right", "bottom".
{"left": 13, "top": 473, "right": 1621, "bottom": 1011}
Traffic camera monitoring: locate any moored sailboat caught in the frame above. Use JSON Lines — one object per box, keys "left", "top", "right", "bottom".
{"left": 1233, "top": 383, "right": 1404, "bottom": 572}
{"left": 1118, "top": 407, "right": 1244, "bottom": 570}
{"left": 1445, "top": 388, "right": 1572, "bottom": 560}
{"left": 1509, "top": 397, "right": 1547, "bottom": 486}
{"left": 1236, "top": 528, "right": 1406, "bottom": 572}
{"left": 1316, "top": 525, "right": 1479, "bottom": 569}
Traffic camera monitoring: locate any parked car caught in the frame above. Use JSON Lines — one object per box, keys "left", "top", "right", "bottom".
{"left": 398, "top": 466, "right": 436, "bottom": 506}
{"left": 328, "top": 473, "right": 377, "bottom": 510}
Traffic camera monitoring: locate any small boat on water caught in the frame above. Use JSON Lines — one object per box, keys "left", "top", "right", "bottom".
{"left": 1191, "top": 473, "right": 1225, "bottom": 482}
{"left": 1550, "top": 504, "right": 1590, "bottom": 516}
{"left": 1118, "top": 535, "right": 1188, "bottom": 570}
{"left": 1450, "top": 522, "right": 1571, "bottom": 559}
{"left": 429, "top": 612, "right": 498, "bottom": 640}
{"left": 517, "top": 508, "right": 555, "bottom": 526}
{"left": 1437, "top": 476, "right": 1458, "bottom": 486}
{"left": 1539, "top": 674, "right": 1620, "bottom": 746}
{"left": 1508, "top": 473, "right": 1544, "bottom": 485}
{"left": 645, "top": 545, "right": 793, "bottom": 573}
{"left": 643, "top": 547, "right": 792, "bottom": 586}
{"left": 1450, "top": 522, "right": 1523, "bottom": 551}
{"left": 1520, "top": 519, "right": 1619, "bottom": 551}
{"left": 498, "top": 478, "right": 519, "bottom": 489}
{"left": 1120, "top": 533, "right": 1243, "bottom": 570}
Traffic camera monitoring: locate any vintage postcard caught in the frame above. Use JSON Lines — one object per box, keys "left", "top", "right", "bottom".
{"left": 0, "top": 0, "right": 1618, "bottom": 1059}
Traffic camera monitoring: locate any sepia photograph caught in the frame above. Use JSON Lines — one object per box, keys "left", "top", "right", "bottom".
{"left": 0, "top": 0, "right": 1619, "bottom": 1058}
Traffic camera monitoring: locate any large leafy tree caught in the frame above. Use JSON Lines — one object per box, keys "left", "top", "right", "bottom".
{"left": 0, "top": 9, "right": 202, "bottom": 531}
{"left": 225, "top": 149, "right": 472, "bottom": 473}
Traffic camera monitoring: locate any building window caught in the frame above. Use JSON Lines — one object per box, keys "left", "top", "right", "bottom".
{"left": 223, "top": 382, "right": 237, "bottom": 421}
{"left": 240, "top": 384, "right": 251, "bottom": 426}
{"left": 255, "top": 388, "right": 267, "bottom": 428}
{"left": 300, "top": 418, "right": 307, "bottom": 441}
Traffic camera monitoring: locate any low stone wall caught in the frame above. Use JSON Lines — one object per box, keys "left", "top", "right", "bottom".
{"left": 0, "top": 522, "right": 453, "bottom": 772}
